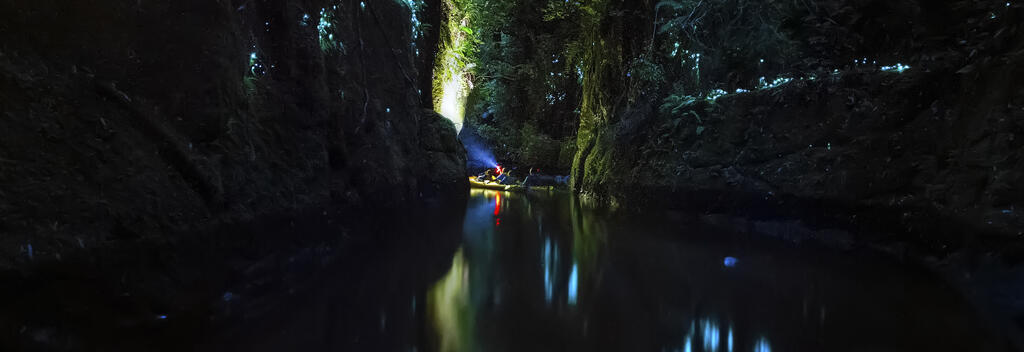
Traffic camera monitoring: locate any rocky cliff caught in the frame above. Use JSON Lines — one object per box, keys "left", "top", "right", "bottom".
{"left": 568, "top": 0, "right": 1024, "bottom": 340}
{"left": 572, "top": 0, "right": 1023, "bottom": 250}
{"left": 0, "top": 0, "right": 466, "bottom": 268}
{"left": 577, "top": 65, "right": 1024, "bottom": 246}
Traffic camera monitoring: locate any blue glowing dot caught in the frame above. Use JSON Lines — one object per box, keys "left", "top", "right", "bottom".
{"left": 250, "top": 52, "right": 257, "bottom": 60}
{"left": 723, "top": 256, "right": 738, "bottom": 267}
{"left": 156, "top": 315, "right": 168, "bottom": 320}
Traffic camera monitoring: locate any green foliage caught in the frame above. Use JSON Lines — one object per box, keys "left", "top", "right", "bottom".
{"left": 658, "top": 93, "right": 698, "bottom": 116}
{"left": 627, "top": 54, "right": 665, "bottom": 101}
{"left": 653, "top": 0, "right": 800, "bottom": 94}
{"left": 457, "top": 0, "right": 589, "bottom": 168}
{"left": 475, "top": 123, "right": 521, "bottom": 161}
{"left": 519, "top": 125, "right": 562, "bottom": 169}
{"left": 654, "top": 0, "right": 701, "bottom": 34}
{"left": 432, "top": 0, "right": 481, "bottom": 128}
{"left": 542, "top": 0, "right": 596, "bottom": 21}
{"left": 639, "top": 98, "right": 707, "bottom": 161}
{"left": 652, "top": 92, "right": 707, "bottom": 153}
{"left": 432, "top": 0, "right": 478, "bottom": 104}
{"left": 629, "top": 56, "right": 664, "bottom": 83}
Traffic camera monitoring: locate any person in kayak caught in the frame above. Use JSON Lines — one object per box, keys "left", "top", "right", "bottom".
{"left": 476, "top": 168, "right": 496, "bottom": 183}
{"left": 496, "top": 169, "right": 512, "bottom": 184}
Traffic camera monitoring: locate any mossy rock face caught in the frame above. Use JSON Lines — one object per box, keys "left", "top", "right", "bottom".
{"left": 419, "top": 110, "right": 462, "bottom": 154}
{"left": 564, "top": 0, "right": 1024, "bottom": 246}
{"left": 576, "top": 65, "right": 1024, "bottom": 236}
{"left": 557, "top": 139, "right": 578, "bottom": 172}
{"left": 418, "top": 110, "right": 469, "bottom": 195}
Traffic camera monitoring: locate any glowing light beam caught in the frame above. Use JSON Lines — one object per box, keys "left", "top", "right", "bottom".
{"left": 438, "top": 74, "right": 466, "bottom": 132}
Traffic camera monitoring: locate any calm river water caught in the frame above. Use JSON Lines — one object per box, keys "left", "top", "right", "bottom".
{"left": 203, "top": 189, "right": 1008, "bottom": 352}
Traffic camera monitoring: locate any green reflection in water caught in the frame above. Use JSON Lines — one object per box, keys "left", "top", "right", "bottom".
{"left": 428, "top": 247, "right": 475, "bottom": 352}
{"left": 568, "top": 195, "right": 608, "bottom": 308}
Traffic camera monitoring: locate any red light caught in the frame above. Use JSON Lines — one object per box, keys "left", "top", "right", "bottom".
{"left": 494, "top": 193, "right": 501, "bottom": 215}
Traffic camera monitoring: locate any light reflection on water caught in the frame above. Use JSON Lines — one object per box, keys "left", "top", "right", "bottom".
{"left": 428, "top": 248, "right": 473, "bottom": 352}
{"left": 753, "top": 337, "right": 772, "bottom": 352}
{"left": 728, "top": 327, "right": 734, "bottom": 352}
{"left": 406, "top": 189, "right": 1003, "bottom": 352}
{"left": 202, "top": 189, "right": 1006, "bottom": 351}
{"left": 568, "top": 262, "right": 578, "bottom": 306}
{"left": 452, "top": 190, "right": 788, "bottom": 351}
{"left": 701, "top": 319, "right": 720, "bottom": 352}
{"left": 672, "top": 319, "right": 758, "bottom": 352}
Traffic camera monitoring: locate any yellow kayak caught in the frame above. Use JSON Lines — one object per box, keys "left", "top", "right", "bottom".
{"left": 467, "top": 177, "right": 553, "bottom": 192}
{"left": 468, "top": 177, "right": 516, "bottom": 191}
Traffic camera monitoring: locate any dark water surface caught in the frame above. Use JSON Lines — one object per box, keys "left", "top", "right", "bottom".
{"left": 204, "top": 189, "right": 1007, "bottom": 352}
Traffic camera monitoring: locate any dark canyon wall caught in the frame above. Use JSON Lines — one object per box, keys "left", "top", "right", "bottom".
{"left": 566, "top": 1, "right": 1023, "bottom": 339}
{"left": 0, "top": 0, "right": 466, "bottom": 268}
{"left": 572, "top": 0, "right": 1023, "bottom": 244}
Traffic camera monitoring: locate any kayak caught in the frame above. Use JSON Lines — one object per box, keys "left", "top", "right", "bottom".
{"left": 468, "top": 177, "right": 518, "bottom": 191}
{"left": 468, "top": 177, "right": 553, "bottom": 192}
